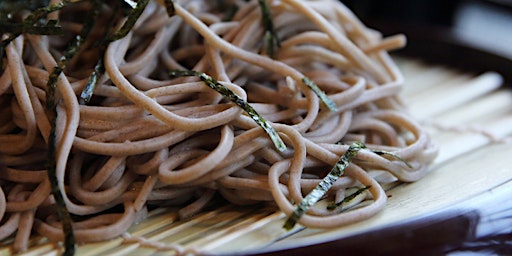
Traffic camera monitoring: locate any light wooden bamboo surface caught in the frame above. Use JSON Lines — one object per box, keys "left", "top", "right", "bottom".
{"left": 3, "top": 57, "right": 512, "bottom": 255}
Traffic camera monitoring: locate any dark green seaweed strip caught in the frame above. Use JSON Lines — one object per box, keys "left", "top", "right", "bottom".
{"left": 326, "top": 185, "right": 371, "bottom": 210}
{"left": 283, "top": 141, "right": 366, "bottom": 230}
{"left": 79, "top": 54, "right": 104, "bottom": 104}
{"left": 46, "top": 133, "right": 75, "bottom": 256}
{"left": 372, "top": 149, "right": 413, "bottom": 169}
{"left": 1, "top": 0, "right": 73, "bottom": 42}
{"left": 81, "top": 0, "right": 149, "bottom": 104}
{"left": 169, "top": 70, "right": 287, "bottom": 152}
{"left": 0, "top": 0, "right": 74, "bottom": 69}
{"left": 0, "top": 21, "right": 63, "bottom": 35}
{"left": 46, "top": 68, "right": 75, "bottom": 256}
{"left": 257, "top": 0, "right": 280, "bottom": 57}
{"left": 80, "top": 0, "right": 120, "bottom": 104}
{"left": 81, "top": 0, "right": 149, "bottom": 103}
{"left": 301, "top": 77, "right": 337, "bottom": 112}
{"left": 77, "top": 0, "right": 104, "bottom": 105}
{"left": 108, "top": 0, "right": 149, "bottom": 42}
{"left": 44, "top": 1, "right": 101, "bottom": 254}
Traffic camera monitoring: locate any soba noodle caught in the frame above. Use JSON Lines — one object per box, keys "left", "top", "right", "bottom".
{"left": 0, "top": 0, "right": 437, "bottom": 252}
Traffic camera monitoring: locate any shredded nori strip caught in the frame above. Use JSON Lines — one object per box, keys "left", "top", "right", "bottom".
{"left": 302, "top": 77, "right": 337, "bottom": 112}
{"left": 283, "top": 141, "right": 366, "bottom": 230}
{"left": 79, "top": 0, "right": 112, "bottom": 105}
{"left": 44, "top": 1, "right": 155, "bottom": 253}
{"left": 44, "top": 1, "right": 102, "bottom": 254}
{"left": 372, "top": 149, "right": 413, "bottom": 169}
{"left": 0, "top": 0, "right": 72, "bottom": 69}
{"left": 169, "top": 70, "right": 287, "bottom": 152}
{"left": 108, "top": 0, "right": 149, "bottom": 42}
{"left": 80, "top": 0, "right": 148, "bottom": 104}
{"left": 0, "top": 19, "right": 62, "bottom": 36}
{"left": 283, "top": 142, "right": 413, "bottom": 229}
{"left": 326, "top": 185, "right": 372, "bottom": 210}
{"left": 46, "top": 71, "right": 76, "bottom": 256}
{"left": 79, "top": 55, "right": 104, "bottom": 104}
{"left": 257, "top": 0, "right": 280, "bottom": 57}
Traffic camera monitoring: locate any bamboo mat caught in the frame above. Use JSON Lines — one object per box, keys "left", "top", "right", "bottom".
{"left": 3, "top": 57, "right": 512, "bottom": 255}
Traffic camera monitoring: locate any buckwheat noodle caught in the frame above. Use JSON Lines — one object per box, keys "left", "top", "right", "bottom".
{"left": 0, "top": 0, "right": 437, "bottom": 252}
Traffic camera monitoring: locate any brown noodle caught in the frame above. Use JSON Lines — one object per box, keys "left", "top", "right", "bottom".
{"left": 0, "top": 0, "right": 437, "bottom": 252}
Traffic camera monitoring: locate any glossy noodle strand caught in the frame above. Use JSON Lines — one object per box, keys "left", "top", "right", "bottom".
{"left": 0, "top": 0, "right": 437, "bottom": 252}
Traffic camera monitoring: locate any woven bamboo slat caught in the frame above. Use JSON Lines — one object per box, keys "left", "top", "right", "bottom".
{"left": 6, "top": 57, "right": 512, "bottom": 255}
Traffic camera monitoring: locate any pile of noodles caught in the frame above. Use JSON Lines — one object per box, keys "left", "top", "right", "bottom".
{"left": 0, "top": 0, "right": 438, "bottom": 252}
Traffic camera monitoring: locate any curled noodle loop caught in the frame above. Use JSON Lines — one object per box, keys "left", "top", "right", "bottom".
{"left": 0, "top": 0, "right": 437, "bottom": 251}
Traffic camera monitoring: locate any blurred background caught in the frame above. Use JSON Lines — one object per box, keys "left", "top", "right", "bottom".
{"left": 341, "top": 0, "right": 512, "bottom": 83}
